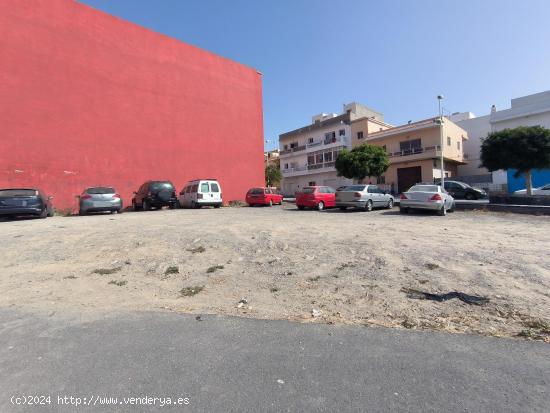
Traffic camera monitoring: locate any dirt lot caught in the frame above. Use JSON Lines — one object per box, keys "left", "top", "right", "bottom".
{"left": 1, "top": 205, "right": 549, "bottom": 341}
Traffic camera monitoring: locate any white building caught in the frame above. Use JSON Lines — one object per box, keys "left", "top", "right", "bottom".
{"left": 450, "top": 90, "right": 550, "bottom": 187}
{"left": 279, "top": 103, "right": 387, "bottom": 195}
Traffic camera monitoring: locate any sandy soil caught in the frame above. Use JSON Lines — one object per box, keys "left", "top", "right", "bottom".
{"left": 1, "top": 205, "right": 549, "bottom": 342}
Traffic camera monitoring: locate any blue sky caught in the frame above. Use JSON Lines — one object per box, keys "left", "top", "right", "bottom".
{"left": 81, "top": 0, "right": 550, "bottom": 150}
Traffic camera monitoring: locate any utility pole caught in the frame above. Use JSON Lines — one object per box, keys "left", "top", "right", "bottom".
{"left": 437, "top": 95, "right": 445, "bottom": 189}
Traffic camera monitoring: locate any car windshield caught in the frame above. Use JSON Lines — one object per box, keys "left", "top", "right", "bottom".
{"left": 343, "top": 185, "right": 366, "bottom": 191}
{"left": 302, "top": 188, "right": 315, "bottom": 194}
{"left": 409, "top": 185, "right": 439, "bottom": 192}
{"left": 86, "top": 187, "right": 115, "bottom": 194}
{"left": 150, "top": 182, "right": 174, "bottom": 191}
{"left": 0, "top": 189, "right": 37, "bottom": 197}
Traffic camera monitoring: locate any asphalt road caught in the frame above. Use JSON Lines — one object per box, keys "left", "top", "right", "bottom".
{"left": 1, "top": 309, "right": 548, "bottom": 413}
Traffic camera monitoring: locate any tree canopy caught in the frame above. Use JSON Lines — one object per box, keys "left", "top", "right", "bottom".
{"left": 335, "top": 144, "right": 390, "bottom": 182}
{"left": 480, "top": 125, "right": 550, "bottom": 177}
{"left": 480, "top": 125, "right": 550, "bottom": 195}
{"left": 265, "top": 161, "right": 282, "bottom": 188}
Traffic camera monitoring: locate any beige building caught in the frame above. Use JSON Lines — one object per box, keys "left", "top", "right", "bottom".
{"left": 264, "top": 149, "right": 280, "bottom": 167}
{"left": 351, "top": 117, "right": 469, "bottom": 193}
{"left": 279, "top": 103, "right": 387, "bottom": 195}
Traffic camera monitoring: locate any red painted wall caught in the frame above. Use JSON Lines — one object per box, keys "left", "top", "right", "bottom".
{"left": 0, "top": 0, "right": 264, "bottom": 210}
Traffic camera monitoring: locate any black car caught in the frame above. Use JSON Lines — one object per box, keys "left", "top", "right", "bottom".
{"left": 0, "top": 188, "right": 54, "bottom": 219}
{"left": 132, "top": 181, "right": 178, "bottom": 211}
{"left": 436, "top": 180, "right": 487, "bottom": 200}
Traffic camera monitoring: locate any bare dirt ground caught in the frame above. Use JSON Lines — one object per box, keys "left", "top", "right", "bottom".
{"left": 1, "top": 205, "right": 549, "bottom": 342}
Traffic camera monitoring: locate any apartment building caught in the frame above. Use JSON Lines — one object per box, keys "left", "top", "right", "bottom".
{"left": 264, "top": 149, "right": 280, "bottom": 167}
{"left": 351, "top": 117, "right": 469, "bottom": 193}
{"left": 279, "top": 103, "right": 386, "bottom": 195}
{"left": 450, "top": 90, "right": 550, "bottom": 191}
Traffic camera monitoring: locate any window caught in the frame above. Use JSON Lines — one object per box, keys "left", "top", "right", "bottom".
{"left": 200, "top": 183, "right": 210, "bottom": 193}
{"left": 447, "top": 136, "right": 451, "bottom": 146}
{"left": 382, "top": 145, "right": 386, "bottom": 152}
{"left": 357, "top": 131, "right": 364, "bottom": 140}
{"left": 86, "top": 187, "right": 115, "bottom": 194}
{"left": 308, "top": 137, "right": 314, "bottom": 144}
{"left": 339, "top": 129, "right": 345, "bottom": 136}
{"left": 316, "top": 153, "right": 323, "bottom": 164}
{"left": 307, "top": 155, "right": 315, "bottom": 165}
{"left": 377, "top": 176, "right": 386, "bottom": 184}
{"left": 290, "top": 142, "right": 298, "bottom": 149}
{"left": 400, "top": 139, "right": 421, "bottom": 153}
{"left": 457, "top": 141, "right": 461, "bottom": 150}
{"left": 324, "top": 152, "right": 332, "bottom": 162}
{"left": 324, "top": 131, "right": 336, "bottom": 144}
{"left": 284, "top": 163, "right": 289, "bottom": 169}
{"left": 283, "top": 144, "right": 288, "bottom": 150}
{"left": 191, "top": 184, "right": 198, "bottom": 192}
{"left": 210, "top": 183, "right": 220, "bottom": 192}
{"left": 308, "top": 181, "right": 316, "bottom": 187}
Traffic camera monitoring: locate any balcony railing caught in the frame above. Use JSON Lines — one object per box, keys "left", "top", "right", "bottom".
{"left": 280, "top": 145, "right": 307, "bottom": 156}
{"left": 282, "top": 166, "right": 307, "bottom": 175}
{"left": 307, "top": 162, "right": 335, "bottom": 170}
{"left": 388, "top": 145, "right": 441, "bottom": 158}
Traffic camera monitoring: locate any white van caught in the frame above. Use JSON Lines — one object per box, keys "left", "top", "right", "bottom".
{"left": 178, "top": 179, "right": 222, "bottom": 209}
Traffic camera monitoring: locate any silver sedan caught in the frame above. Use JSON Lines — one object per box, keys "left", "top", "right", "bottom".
{"left": 78, "top": 187, "right": 123, "bottom": 215}
{"left": 399, "top": 184, "right": 454, "bottom": 216}
{"left": 335, "top": 184, "right": 394, "bottom": 211}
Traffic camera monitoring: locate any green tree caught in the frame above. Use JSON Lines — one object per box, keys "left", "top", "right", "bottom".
{"left": 265, "top": 161, "right": 282, "bottom": 188}
{"left": 480, "top": 126, "right": 550, "bottom": 195}
{"left": 335, "top": 144, "right": 390, "bottom": 183}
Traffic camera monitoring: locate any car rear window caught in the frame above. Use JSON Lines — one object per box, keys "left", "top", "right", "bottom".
{"left": 409, "top": 185, "right": 438, "bottom": 192}
{"left": 0, "top": 189, "right": 37, "bottom": 197}
{"left": 302, "top": 188, "right": 315, "bottom": 194}
{"left": 210, "top": 183, "right": 220, "bottom": 193}
{"left": 249, "top": 188, "right": 263, "bottom": 195}
{"left": 150, "top": 182, "right": 174, "bottom": 191}
{"left": 86, "top": 187, "right": 115, "bottom": 194}
{"left": 200, "top": 183, "right": 209, "bottom": 193}
{"left": 344, "top": 185, "right": 366, "bottom": 191}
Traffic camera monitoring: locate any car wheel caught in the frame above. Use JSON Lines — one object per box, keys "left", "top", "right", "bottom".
{"left": 465, "top": 192, "right": 475, "bottom": 201}
{"left": 117, "top": 209, "right": 123, "bottom": 214}
{"left": 142, "top": 199, "right": 150, "bottom": 211}
{"left": 438, "top": 205, "right": 447, "bottom": 216}
{"left": 317, "top": 201, "right": 325, "bottom": 211}
{"left": 387, "top": 199, "right": 394, "bottom": 209}
{"left": 110, "top": 210, "right": 116, "bottom": 214}
{"left": 269, "top": 199, "right": 273, "bottom": 207}
{"left": 39, "top": 208, "right": 48, "bottom": 219}
{"left": 364, "top": 200, "right": 373, "bottom": 212}
{"left": 449, "top": 202, "right": 456, "bottom": 213}
{"left": 132, "top": 199, "right": 138, "bottom": 211}
{"left": 298, "top": 205, "right": 305, "bottom": 210}
{"left": 339, "top": 206, "right": 347, "bottom": 211}
{"left": 214, "top": 204, "right": 221, "bottom": 209}
{"left": 47, "top": 208, "right": 54, "bottom": 217}
{"left": 400, "top": 207, "right": 408, "bottom": 214}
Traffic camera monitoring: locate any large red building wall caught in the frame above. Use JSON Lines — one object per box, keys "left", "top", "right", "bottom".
{"left": 0, "top": 0, "right": 264, "bottom": 210}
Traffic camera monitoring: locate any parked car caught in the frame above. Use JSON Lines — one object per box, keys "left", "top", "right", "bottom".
{"left": 435, "top": 180, "right": 487, "bottom": 200}
{"left": 78, "top": 187, "right": 122, "bottom": 215}
{"left": 132, "top": 181, "right": 178, "bottom": 211}
{"left": 335, "top": 184, "right": 394, "bottom": 211}
{"left": 178, "top": 179, "right": 222, "bottom": 209}
{"left": 0, "top": 188, "right": 54, "bottom": 219}
{"left": 513, "top": 183, "right": 550, "bottom": 196}
{"left": 400, "top": 184, "right": 455, "bottom": 216}
{"left": 295, "top": 186, "right": 336, "bottom": 211}
{"left": 246, "top": 187, "right": 283, "bottom": 206}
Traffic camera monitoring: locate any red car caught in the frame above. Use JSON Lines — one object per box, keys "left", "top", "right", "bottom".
{"left": 295, "top": 186, "right": 336, "bottom": 211}
{"left": 246, "top": 187, "right": 283, "bottom": 206}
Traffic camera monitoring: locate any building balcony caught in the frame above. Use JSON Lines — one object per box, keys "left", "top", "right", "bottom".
{"left": 279, "top": 145, "right": 307, "bottom": 157}
{"left": 387, "top": 145, "right": 465, "bottom": 164}
{"left": 282, "top": 161, "right": 337, "bottom": 177}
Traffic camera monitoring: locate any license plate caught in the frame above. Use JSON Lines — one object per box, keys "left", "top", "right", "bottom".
{"left": 94, "top": 201, "right": 112, "bottom": 207}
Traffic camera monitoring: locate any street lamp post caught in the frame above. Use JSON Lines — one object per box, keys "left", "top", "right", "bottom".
{"left": 437, "top": 95, "right": 445, "bottom": 189}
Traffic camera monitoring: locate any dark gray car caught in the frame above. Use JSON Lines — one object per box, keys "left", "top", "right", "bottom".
{"left": 335, "top": 184, "right": 394, "bottom": 211}
{"left": 78, "top": 187, "right": 123, "bottom": 215}
{"left": 0, "top": 188, "right": 54, "bottom": 219}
